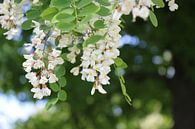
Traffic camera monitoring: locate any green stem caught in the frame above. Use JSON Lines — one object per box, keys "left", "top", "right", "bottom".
{"left": 72, "top": 0, "right": 78, "bottom": 23}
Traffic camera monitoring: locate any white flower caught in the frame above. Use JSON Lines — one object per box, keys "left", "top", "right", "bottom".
{"left": 91, "top": 83, "right": 107, "bottom": 95}
{"left": 31, "top": 88, "right": 43, "bottom": 99}
{"left": 70, "top": 67, "right": 80, "bottom": 76}
{"left": 48, "top": 63, "right": 55, "bottom": 70}
{"left": 25, "top": 72, "right": 39, "bottom": 87}
{"left": 168, "top": 0, "right": 178, "bottom": 11}
{"left": 34, "top": 49, "right": 44, "bottom": 58}
{"left": 23, "top": 59, "right": 34, "bottom": 72}
{"left": 3, "top": 28, "right": 20, "bottom": 40}
{"left": 132, "top": 6, "right": 150, "bottom": 21}
{"left": 32, "top": 38, "right": 42, "bottom": 47}
{"left": 113, "top": 10, "right": 123, "bottom": 20}
{"left": 99, "top": 74, "right": 110, "bottom": 85}
{"left": 104, "top": 49, "right": 119, "bottom": 59}
{"left": 58, "top": 34, "right": 73, "bottom": 48}
{"left": 33, "top": 59, "right": 45, "bottom": 69}
{"left": 48, "top": 73, "right": 58, "bottom": 83}
{"left": 54, "top": 57, "right": 64, "bottom": 65}
{"left": 48, "top": 57, "right": 64, "bottom": 70}
{"left": 31, "top": 87, "right": 51, "bottom": 99}
{"left": 51, "top": 49, "right": 61, "bottom": 57}
{"left": 41, "top": 87, "right": 51, "bottom": 96}
{"left": 39, "top": 76, "right": 48, "bottom": 84}
{"left": 99, "top": 66, "right": 111, "bottom": 75}
{"left": 139, "top": 0, "right": 153, "bottom": 7}
{"left": 113, "top": 0, "right": 136, "bottom": 20}
{"left": 81, "top": 69, "right": 97, "bottom": 82}
{"left": 67, "top": 46, "right": 81, "bottom": 64}
{"left": 24, "top": 54, "right": 33, "bottom": 60}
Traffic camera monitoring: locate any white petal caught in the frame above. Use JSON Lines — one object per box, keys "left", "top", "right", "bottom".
{"left": 97, "top": 85, "right": 107, "bottom": 94}
{"left": 33, "top": 93, "right": 43, "bottom": 99}
{"left": 49, "top": 73, "right": 58, "bottom": 83}
{"left": 42, "top": 87, "right": 51, "bottom": 96}
{"left": 91, "top": 87, "right": 96, "bottom": 95}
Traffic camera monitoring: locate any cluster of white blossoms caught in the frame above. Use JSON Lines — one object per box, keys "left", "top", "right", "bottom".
{"left": 113, "top": 0, "right": 151, "bottom": 22}
{"left": 71, "top": 14, "right": 121, "bottom": 95}
{"left": 0, "top": 0, "right": 23, "bottom": 40}
{"left": 114, "top": 0, "right": 178, "bottom": 22}
{"left": 58, "top": 34, "right": 81, "bottom": 64}
{"left": 23, "top": 21, "right": 64, "bottom": 99}
{"left": 70, "top": 0, "right": 178, "bottom": 95}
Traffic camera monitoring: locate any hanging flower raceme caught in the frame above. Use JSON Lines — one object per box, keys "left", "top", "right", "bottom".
{"left": 23, "top": 21, "right": 64, "bottom": 99}
{"left": 0, "top": 0, "right": 23, "bottom": 40}
{"left": 70, "top": 14, "right": 121, "bottom": 95}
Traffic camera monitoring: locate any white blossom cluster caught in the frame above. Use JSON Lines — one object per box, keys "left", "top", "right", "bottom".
{"left": 71, "top": 15, "right": 121, "bottom": 95}
{"left": 58, "top": 34, "right": 81, "bottom": 64}
{"left": 113, "top": 0, "right": 150, "bottom": 21}
{"left": 70, "top": 0, "right": 178, "bottom": 95}
{"left": 0, "top": 0, "right": 23, "bottom": 40}
{"left": 114, "top": 0, "right": 178, "bottom": 22}
{"left": 23, "top": 22, "right": 64, "bottom": 99}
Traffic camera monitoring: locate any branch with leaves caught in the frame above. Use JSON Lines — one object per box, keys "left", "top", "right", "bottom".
{"left": 0, "top": 0, "right": 178, "bottom": 109}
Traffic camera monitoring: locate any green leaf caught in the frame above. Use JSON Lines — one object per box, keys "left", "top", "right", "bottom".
{"left": 26, "top": 10, "right": 40, "bottom": 19}
{"left": 54, "top": 65, "right": 65, "bottom": 78}
{"left": 115, "top": 64, "right": 131, "bottom": 105}
{"left": 152, "top": 0, "right": 165, "bottom": 8}
{"left": 61, "top": 53, "right": 68, "bottom": 60}
{"left": 94, "top": 20, "right": 106, "bottom": 29}
{"left": 114, "top": 57, "right": 128, "bottom": 69}
{"left": 50, "top": 0, "right": 71, "bottom": 9}
{"left": 58, "top": 77, "right": 67, "bottom": 87}
{"left": 49, "top": 83, "right": 60, "bottom": 92}
{"left": 119, "top": 78, "right": 131, "bottom": 105}
{"left": 75, "top": 23, "right": 89, "bottom": 33}
{"left": 78, "top": 3, "right": 100, "bottom": 16}
{"left": 41, "top": 7, "right": 59, "bottom": 20}
{"left": 60, "top": 8, "right": 74, "bottom": 15}
{"left": 96, "top": 0, "right": 110, "bottom": 6}
{"left": 83, "top": 35, "right": 104, "bottom": 47}
{"left": 45, "top": 98, "right": 58, "bottom": 110}
{"left": 21, "top": 20, "right": 33, "bottom": 30}
{"left": 149, "top": 11, "right": 158, "bottom": 27}
{"left": 80, "top": 15, "right": 94, "bottom": 24}
{"left": 58, "top": 90, "right": 67, "bottom": 101}
{"left": 97, "top": 6, "right": 111, "bottom": 16}
{"left": 56, "top": 22, "right": 75, "bottom": 32}
{"left": 52, "top": 12, "right": 75, "bottom": 23}
{"left": 77, "top": 0, "right": 92, "bottom": 9}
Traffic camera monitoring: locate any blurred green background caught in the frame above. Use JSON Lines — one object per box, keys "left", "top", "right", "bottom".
{"left": 0, "top": 0, "right": 195, "bottom": 129}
